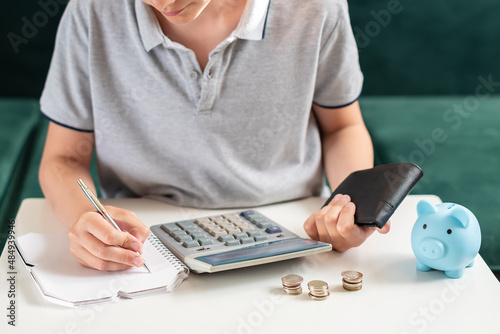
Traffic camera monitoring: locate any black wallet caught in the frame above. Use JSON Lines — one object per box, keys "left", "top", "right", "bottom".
{"left": 322, "top": 163, "right": 423, "bottom": 228}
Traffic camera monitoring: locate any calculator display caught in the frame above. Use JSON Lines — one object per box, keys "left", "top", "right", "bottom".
{"left": 195, "top": 238, "right": 326, "bottom": 266}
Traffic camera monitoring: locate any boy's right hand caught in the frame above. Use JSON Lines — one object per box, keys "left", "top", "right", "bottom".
{"left": 68, "top": 206, "right": 150, "bottom": 271}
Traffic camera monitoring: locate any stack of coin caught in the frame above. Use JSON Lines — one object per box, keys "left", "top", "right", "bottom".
{"left": 307, "top": 280, "right": 330, "bottom": 300}
{"left": 281, "top": 274, "right": 303, "bottom": 295}
{"left": 341, "top": 270, "right": 363, "bottom": 291}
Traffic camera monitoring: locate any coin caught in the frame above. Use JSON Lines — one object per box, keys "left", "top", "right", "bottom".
{"left": 281, "top": 274, "right": 303, "bottom": 295}
{"left": 307, "top": 280, "right": 328, "bottom": 289}
{"left": 284, "top": 286, "right": 303, "bottom": 295}
{"left": 342, "top": 279, "right": 362, "bottom": 291}
{"left": 307, "top": 280, "right": 329, "bottom": 300}
{"left": 281, "top": 274, "right": 303, "bottom": 286}
{"left": 341, "top": 270, "right": 363, "bottom": 283}
{"left": 308, "top": 292, "right": 330, "bottom": 300}
{"left": 341, "top": 270, "right": 363, "bottom": 291}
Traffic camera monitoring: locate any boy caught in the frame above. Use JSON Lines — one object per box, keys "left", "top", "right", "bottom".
{"left": 39, "top": 0, "right": 390, "bottom": 271}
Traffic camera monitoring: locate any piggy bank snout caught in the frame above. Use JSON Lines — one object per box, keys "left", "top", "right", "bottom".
{"left": 419, "top": 238, "right": 445, "bottom": 260}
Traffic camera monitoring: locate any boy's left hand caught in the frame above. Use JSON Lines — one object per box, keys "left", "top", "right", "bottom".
{"left": 303, "top": 194, "right": 391, "bottom": 252}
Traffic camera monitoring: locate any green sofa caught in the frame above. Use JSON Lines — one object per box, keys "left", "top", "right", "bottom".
{"left": 1, "top": 1, "right": 499, "bottom": 277}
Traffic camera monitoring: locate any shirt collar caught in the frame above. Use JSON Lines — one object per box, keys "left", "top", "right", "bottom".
{"left": 136, "top": 0, "right": 271, "bottom": 52}
{"left": 136, "top": 0, "right": 166, "bottom": 52}
{"left": 233, "top": 0, "right": 271, "bottom": 41}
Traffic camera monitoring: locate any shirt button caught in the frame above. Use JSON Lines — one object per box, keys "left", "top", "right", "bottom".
{"left": 206, "top": 69, "right": 213, "bottom": 79}
{"left": 190, "top": 71, "right": 198, "bottom": 79}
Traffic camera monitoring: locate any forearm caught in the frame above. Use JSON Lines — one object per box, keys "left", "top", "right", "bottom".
{"left": 39, "top": 155, "right": 97, "bottom": 229}
{"left": 306, "top": 103, "right": 386, "bottom": 252}
{"left": 322, "top": 124, "right": 374, "bottom": 189}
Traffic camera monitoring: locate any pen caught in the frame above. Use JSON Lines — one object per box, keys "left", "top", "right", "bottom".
{"left": 77, "top": 179, "right": 151, "bottom": 273}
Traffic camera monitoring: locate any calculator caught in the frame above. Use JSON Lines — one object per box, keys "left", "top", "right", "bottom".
{"left": 150, "top": 210, "right": 332, "bottom": 273}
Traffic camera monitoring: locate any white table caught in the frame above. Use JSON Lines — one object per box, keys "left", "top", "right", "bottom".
{"left": 1, "top": 195, "right": 499, "bottom": 334}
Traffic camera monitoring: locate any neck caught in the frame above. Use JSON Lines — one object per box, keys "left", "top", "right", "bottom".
{"left": 151, "top": 0, "right": 247, "bottom": 71}
{"left": 153, "top": 0, "right": 247, "bottom": 37}
{"left": 203, "top": 0, "right": 247, "bottom": 18}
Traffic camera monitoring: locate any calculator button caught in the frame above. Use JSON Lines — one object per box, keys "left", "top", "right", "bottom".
{"left": 228, "top": 218, "right": 246, "bottom": 225}
{"left": 218, "top": 222, "right": 235, "bottom": 229}
{"left": 198, "top": 239, "right": 215, "bottom": 246}
{"left": 230, "top": 220, "right": 247, "bottom": 228}
{"left": 210, "top": 229, "right": 228, "bottom": 237}
{"left": 200, "top": 222, "right": 218, "bottom": 229}
{"left": 240, "top": 237, "right": 255, "bottom": 244}
{"left": 189, "top": 232, "right": 206, "bottom": 239}
{"left": 255, "top": 221, "right": 273, "bottom": 228}
{"left": 247, "top": 217, "right": 272, "bottom": 228}
{"left": 186, "top": 227, "right": 203, "bottom": 233}
{"left": 171, "top": 231, "right": 189, "bottom": 238}
{"left": 247, "top": 230, "right": 262, "bottom": 237}
{"left": 176, "top": 221, "right": 198, "bottom": 230}
{"left": 218, "top": 235, "right": 235, "bottom": 242}
{"left": 214, "top": 218, "right": 230, "bottom": 225}
{"left": 225, "top": 240, "right": 240, "bottom": 246}
{"left": 222, "top": 213, "right": 240, "bottom": 220}
{"left": 176, "top": 235, "right": 193, "bottom": 243}
{"left": 161, "top": 224, "right": 181, "bottom": 234}
{"left": 225, "top": 227, "right": 241, "bottom": 234}
{"left": 182, "top": 240, "right": 200, "bottom": 248}
{"left": 254, "top": 235, "right": 268, "bottom": 242}
{"left": 245, "top": 216, "right": 263, "bottom": 223}
{"left": 233, "top": 232, "right": 249, "bottom": 239}
{"left": 240, "top": 210, "right": 255, "bottom": 217}
{"left": 239, "top": 225, "right": 255, "bottom": 232}
{"left": 265, "top": 226, "right": 282, "bottom": 234}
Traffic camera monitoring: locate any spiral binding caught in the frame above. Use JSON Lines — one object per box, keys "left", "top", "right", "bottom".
{"left": 148, "top": 233, "right": 189, "bottom": 274}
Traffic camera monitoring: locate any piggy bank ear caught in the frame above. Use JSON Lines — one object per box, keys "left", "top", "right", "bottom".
{"left": 417, "top": 200, "right": 437, "bottom": 217}
{"left": 449, "top": 206, "right": 469, "bottom": 228}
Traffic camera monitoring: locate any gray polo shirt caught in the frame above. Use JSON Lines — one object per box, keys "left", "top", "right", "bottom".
{"left": 40, "top": 0, "right": 363, "bottom": 208}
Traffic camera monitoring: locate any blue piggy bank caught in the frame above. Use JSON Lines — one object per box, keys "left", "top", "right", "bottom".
{"left": 411, "top": 200, "right": 481, "bottom": 278}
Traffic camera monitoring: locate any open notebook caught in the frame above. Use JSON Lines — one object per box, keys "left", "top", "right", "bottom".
{"left": 15, "top": 233, "right": 189, "bottom": 308}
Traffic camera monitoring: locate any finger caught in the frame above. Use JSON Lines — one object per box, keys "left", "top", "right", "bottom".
{"left": 336, "top": 202, "right": 375, "bottom": 250}
{"left": 105, "top": 206, "right": 150, "bottom": 243}
{"left": 83, "top": 212, "right": 143, "bottom": 252}
{"left": 323, "top": 211, "right": 345, "bottom": 247}
{"left": 76, "top": 231, "right": 144, "bottom": 268}
{"left": 316, "top": 194, "right": 349, "bottom": 242}
{"left": 70, "top": 242, "right": 138, "bottom": 271}
{"left": 378, "top": 220, "right": 391, "bottom": 234}
{"left": 303, "top": 214, "right": 319, "bottom": 240}
{"left": 315, "top": 206, "right": 333, "bottom": 243}
{"left": 323, "top": 194, "right": 350, "bottom": 225}
{"left": 321, "top": 196, "right": 351, "bottom": 243}
{"left": 326, "top": 194, "right": 350, "bottom": 212}
{"left": 335, "top": 201, "right": 356, "bottom": 237}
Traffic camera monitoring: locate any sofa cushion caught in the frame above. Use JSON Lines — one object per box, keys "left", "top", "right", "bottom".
{"left": 360, "top": 96, "right": 500, "bottom": 271}
{"left": 0, "top": 99, "right": 40, "bottom": 248}
{"left": 5, "top": 117, "right": 101, "bottom": 233}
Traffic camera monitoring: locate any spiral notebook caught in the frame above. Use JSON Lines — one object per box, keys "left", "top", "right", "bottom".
{"left": 15, "top": 232, "right": 189, "bottom": 308}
